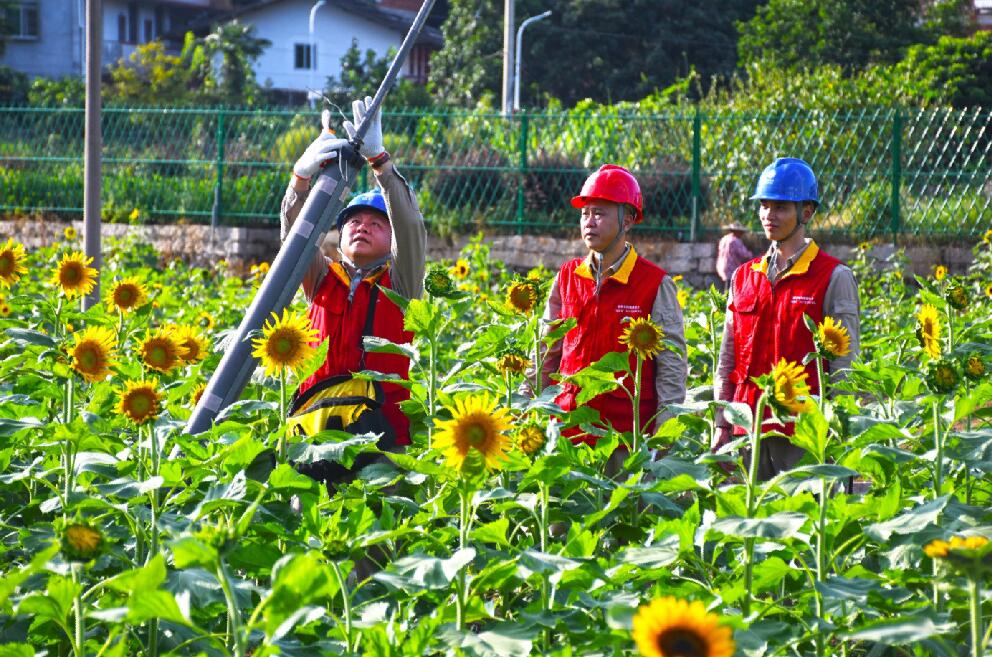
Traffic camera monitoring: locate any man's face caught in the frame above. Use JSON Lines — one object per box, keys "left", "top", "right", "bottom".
{"left": 340, "top": 209, "right": 391, "bottom": 266}
{"left": 758, "top": 199, "right": 803, "bottom": 242}
{"left": 579, "top": 199, "right": 624, "bottom": 253}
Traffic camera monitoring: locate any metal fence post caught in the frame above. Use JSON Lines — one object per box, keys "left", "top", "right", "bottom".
{"left": 890, "top": 108, "right": 902, "bottom": 244}
{"left": 691, "top": 107, "right": 702, "bottom": 242}
{"left": 516, "top": 111, "right": 528, "bottom": 234}
{"left": 212, "top": 109, "right": 226, "bottom": 228}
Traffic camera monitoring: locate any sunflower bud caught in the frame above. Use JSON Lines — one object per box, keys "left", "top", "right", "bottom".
{"left": 424, "top": 264, "right": 458, "bottom": 299}
{"left": 517, "top": 425, "right": 547, "bottom": 456}
{"left": 964, "top": 354, "right": 985, "bottom": 381}
{"left": 61, "top": 522, "right": 104, "bottom": 562}
{"left": 496, "top": 353, "right": 529, "bottom": 375}
{"left": 946, "top": 284, "right": 969, "bottom": 311}
{"left": 926, "top": 359, "right": 959, "bottom": 394}
{"left": 505, "top": 281, "right": 538, "bottom": 314}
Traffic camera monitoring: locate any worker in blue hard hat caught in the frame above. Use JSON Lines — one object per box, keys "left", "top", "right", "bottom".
{"left": 713, "top": 157, "right": 860, "bottom": 480}
{"left": 279, "top": 95, "right": 426, "bottom": 487}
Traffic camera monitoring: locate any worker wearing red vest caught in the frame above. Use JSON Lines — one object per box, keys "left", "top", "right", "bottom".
{"left": 280, "top": 97, "right": 426, "bottom": 484}
{"left": 539, "top": 164, "right": 687, "bottom": 457}
{"left": 714, "top": 158, "right": 860, "bottom": 480}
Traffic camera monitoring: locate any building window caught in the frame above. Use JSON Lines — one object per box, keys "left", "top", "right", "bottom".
{"left": 4, "top": 3, "right": 40, "bottom": 39}
{"left": 294, "top": 43, "right": 315, "bottom": 70}
{"left": 144, "top": 19, "right": 153, "bottom": 42}
{"left": 117, "top": 14, "right": 126, "bottom": 43}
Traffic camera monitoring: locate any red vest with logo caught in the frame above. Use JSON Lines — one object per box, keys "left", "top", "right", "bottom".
{"left": 555, "top": 253, "right": 666, "bottom": 443}
{"left": 298, "top": 263, "right": 413, "bottom": 445}
{"left": 730, "top": 244, "right": 840, "bottom": 435}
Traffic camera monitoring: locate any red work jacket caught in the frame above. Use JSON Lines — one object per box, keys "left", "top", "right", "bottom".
{"left": 730, "top": 243, "right": 839, "bottom": 435}
{"left": 298, "top": 262, "right": 413, "bottom": 445}
{"left": 555, "top": 249, "right": 666, "bottom": 443}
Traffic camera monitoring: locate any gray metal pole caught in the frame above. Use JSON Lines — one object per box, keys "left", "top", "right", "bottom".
{"left": 501, "top": 0, "right": 515, "bottom": 116}
{"left": 185, "top": 0, "right": 438, "bottom": 436}
{"left": 82, "top": 0, "right": 102, "bottom": 310}
{"left": 513, "top": 11, "right": 551, "bottom": 112}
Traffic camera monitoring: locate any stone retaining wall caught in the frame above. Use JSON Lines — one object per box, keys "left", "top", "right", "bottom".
{"left": 0, "top": 218, "right": 975, "bottom": 287}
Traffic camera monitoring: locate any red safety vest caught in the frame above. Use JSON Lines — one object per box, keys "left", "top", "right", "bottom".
{"left": 555, "top": 250, "right": 666, "bottom": 444}
{"left": 730, "top": 243, "right": 840, "bottom": 435}
{"left": 298, "top": 262, "right": 413, "bottom": 445}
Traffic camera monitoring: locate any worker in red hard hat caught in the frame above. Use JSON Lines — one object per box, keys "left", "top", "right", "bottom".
{"left": 537, "top": 164, "right": 687, "bottom": 470}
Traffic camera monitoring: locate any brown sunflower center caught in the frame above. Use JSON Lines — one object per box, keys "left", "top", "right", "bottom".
{"left": 77, "top": 344, "right": 101, "bottom": 371}
{"left": 658, "top": 629, "right": 707, "bottom": 657}
{"left": 115, "top": 285, "right": 138, "bottom": 307}
{"left": 270, "top": 330, "right": 299, "bottom": 359}
{"left": 62, "top": 263, "right": 83, "bottom": 286}
{"left": 149, "top": 345, "right": 168, "bottom": 365}
{"left": 465, "top": 421, "right": 488, "bottom": 447}
{"left": 0, "top": 253, "right": 13, "bottom": 276}
{"left": 631, "top": 326, "right": 658, "bottom": 348}
{"left": 183, "top": 339, "right": 200, "bottom": 360}
{"left": 128, "top": 392, "right": 153, "bottom": 417}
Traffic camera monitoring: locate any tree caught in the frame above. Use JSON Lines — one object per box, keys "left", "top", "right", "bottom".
{"left": 107, "top": 40, "right": 195, "bottom": 105}
{"left": 897, "top": 31, "right": 992, "bottom": 107}
{"left": 324, "top": 39, "right": 433, "bottom": 110}
{"left": 428, "top": 0, "right": 761, "bottom": 109}
{"left": 201, "top": 20, "right": 270, "bottom": 106}
{"left": 737, "top": 0, "right": 927, "bottom": 70}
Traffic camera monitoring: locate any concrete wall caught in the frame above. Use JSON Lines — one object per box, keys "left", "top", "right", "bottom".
{"left": 0, "top": 218, "right": 976, "bottom": 286}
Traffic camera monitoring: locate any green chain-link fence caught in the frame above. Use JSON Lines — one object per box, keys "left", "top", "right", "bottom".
{"left": 0, "top": 105, "right": 989, "bottom": 240}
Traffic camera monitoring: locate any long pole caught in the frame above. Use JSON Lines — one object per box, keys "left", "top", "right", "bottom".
{"left": 185, "top": 0, "right": 438, "bottom": 435}
{"left": 501, "top": 0, "right": 514, "bottom": 116}
{"left": 513, "top": 10, "right": 551, "bottom": 112}
{"left": 82, "top": 0, "right": 102, "bottom": 310}
{"left": 308, "top": 0, "right": 327, "bottom": 108}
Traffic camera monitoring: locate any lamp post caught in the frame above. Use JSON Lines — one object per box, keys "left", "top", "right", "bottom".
{"left": 513, "top": 10, "right": 551, "bottom": 112}
{"left": 308, "top": 0, "right": 328, "bottom": 107}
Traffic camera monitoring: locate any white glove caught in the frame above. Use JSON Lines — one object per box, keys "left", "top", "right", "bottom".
{"left": 293, "top": 110, "right": 349, "bottom": 179}
{"left": 342, "top": 95, "right": 384, "bottom": 160}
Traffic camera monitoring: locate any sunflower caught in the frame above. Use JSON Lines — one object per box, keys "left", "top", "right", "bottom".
{"left": 116, "top": 379, "right": 162, "bottom": 425}
{"left": 506, "top": 281, "right": 538, "bottom": 314}
{"left": 496, "top": 353, "right": 530, "bottom": 375}
{"left": 251, "top": 308, "right": 320, "bottom": 377}
{"left": 196, "top": 310, "right": 216, "bottom": 331}
{"left": 140, "top": 331, "right": 186, "bottom": 374}
{"left": 817, "top": 316, "right": 851, "bottom": 359}
{"left": 106, "top": 276, "right": 148, "bottom": 313}
{"left": 916, "top": 304, "right": 942, "bottom": 359}
{"left": 0, "top": 301, "right": 10, "bottom": 318}
{"left": 932, "top": 264, "right": 947, "bottom": 281}
{"left": 620, "top": 316, "right": 666, "bottom": 360}
{"left": 450, "top": 259, "right": 470, "bottom": 279}
{"left": 946, "top": 283, "right": 969, "bottom": 311}
{"left": 424, "top": 264, "right": 458, "bottom": 299}
{"left": 924, "top": 535, "right": 990, "bottom": 567}
{"left": 631, "top": 596, "right": 735, "bottom": 657}
{"left": 61, "top": 522, "right": 104, "bottom": 562}
{"left": 986, "top": 283, "right": 992, "bottom": 299}
{"left": 70, "top": 325, "right": 117, "bottom": 382}
{"left": 251, "top": 261, "right": 270, "bottom": 278}
{"left": 129, "top": 208, "right": 141, "bottom": 222}
{"left": 770, "top": 358, "right": 813, "bottom": 415}
{"left": 434, "top": 394, "right": 512, "bottom": 472}
{"left": 63, "top": 225, "right": 77, "bottom": 240}
{"left": 190, "top": 382, "right": 207, "bottom": 407}
{"left": 517, "top": 424, "right": 546, "bottom": 456}
{"left": 677, "top": 288, "right": 689, "bottom": 309}
{"left": 983, "top": 229, "right": 992, "bottom": 245}
{"left": 0, "top": 238, "right": 28, "bottom": 289}
{"left": 51, "top": 251, "right": 97, "bottom": 298}
{"left": 927, "top": 359, "right": 959, "bottom": 394}
{"left": 173, "top": 325, "right": 209, "bottom": 364}
{"left": 964, "top": 354, "right": 985, "bottom": 380}
{"left": 858, "top": 241, "right": 872, "bottom": 252}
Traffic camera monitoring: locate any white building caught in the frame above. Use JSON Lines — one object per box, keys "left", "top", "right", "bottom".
{"left": 0, "top": 0, "right": 231, "bottom": 79}
{"left": 225, "top": 0, "right": 441, "bottom": 97}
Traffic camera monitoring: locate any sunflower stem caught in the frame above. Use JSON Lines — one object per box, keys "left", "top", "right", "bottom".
{"left": 63, "top": 376, "right": 75, "bottom": 514}
{"left": 631, "top": 354, "right": 643, "bottom": 455}
{"left": 743, "top": 392, "right": 769, "bottom": 618}
{"left": 815, "top": 355, "right": 827, "bottom": 413}
{"left": 71, "top": 561, "right": 85, "bottom": 657}
{"left": 277, "top": 369, "right": 288, "bottom": 462}
{"left": 933, "top": 399, "right": 943, "bottom": 499}
{"left": 455, "top": 480, "right": 472, "bottom": 631}
{"left": 532, "top": 316, "right": 544, "bottom": 397}
{"left": 428, "top": 338, "right": 438, "bottom": 450}
{"left": 216, "top": 557, "right": 245, "bottom": 657}
{"left": 329, "top": 560, "right": 353, "bottom": 652}
{"left": 969, "top": 576, "right": 983, "bottom": 657}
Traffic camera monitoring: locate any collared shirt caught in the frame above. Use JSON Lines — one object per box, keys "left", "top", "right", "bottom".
{"left": 540, "top": 245, "right": 688, "bottom": 425}
{"left": 714, "top": 239, "right": 861, "bottom": 426}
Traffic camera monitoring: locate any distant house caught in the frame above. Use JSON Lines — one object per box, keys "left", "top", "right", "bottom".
{"left": 0, "top": 0, "right": 232, "bottom": 79}
{"left": 975, "top": 0, "right": 992, "bottom": 30}
{"left": 220, "top": 0, "right": 442, "bottom": 100}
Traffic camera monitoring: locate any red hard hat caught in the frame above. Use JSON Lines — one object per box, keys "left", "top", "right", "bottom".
{"left": 571, "top": 164, "right": 643, "bottom": 223}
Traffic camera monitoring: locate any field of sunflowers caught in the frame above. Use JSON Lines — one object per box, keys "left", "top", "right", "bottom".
{"left": 0, "top": 227, "right": 990, "bottom": 657}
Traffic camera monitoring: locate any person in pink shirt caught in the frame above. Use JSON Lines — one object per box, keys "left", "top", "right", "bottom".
{"left": 716, "top": 221, "right": 754, "bottom": 290}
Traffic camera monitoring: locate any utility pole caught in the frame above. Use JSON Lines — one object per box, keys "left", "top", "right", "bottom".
{"left": 501, "top": 0, "right": 514, "bottom": 115}
{"left": 83, "top": 0, "right": 102, "bottom": 309}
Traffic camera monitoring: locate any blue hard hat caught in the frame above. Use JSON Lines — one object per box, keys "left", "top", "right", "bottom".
{"left": 750, "top": 157, "right": 819, "bottom": 206}
{"left": 335, "top": 188, "right": 387, "bottom": 230}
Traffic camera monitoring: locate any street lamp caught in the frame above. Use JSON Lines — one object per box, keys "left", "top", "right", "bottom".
{"left": 513, "top": 10, "right": 551, "bottom": 112}
{"left": 308, "top": 0, "right": 328, "bottom": 107}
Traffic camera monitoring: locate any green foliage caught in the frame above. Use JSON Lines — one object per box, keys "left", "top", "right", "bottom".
{"left": 27, "top": 76, "right": 85, "bottom": 107}
{"left": 737, "top": 0, "right": 927, "bottom": 70}
{"left": 897, "top": 31, "right": 992, "bottom": 108}
{"left": 324, "top": 39, "right": 434, "bottom": 111}
{"left": 108, "top": 41, "right": 196, "bottom": 105}
{"left": 0, "top": 64, "right": 28, "bottom": 103}
{"left": 202, "top": 21, "right": 270, "bottom": 106}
